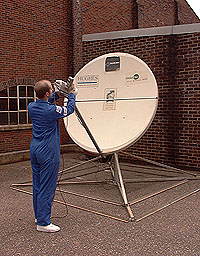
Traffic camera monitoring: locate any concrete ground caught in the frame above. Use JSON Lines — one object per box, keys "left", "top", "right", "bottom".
{"left": 1, "top": 152, "right": 200, "bottom": 256}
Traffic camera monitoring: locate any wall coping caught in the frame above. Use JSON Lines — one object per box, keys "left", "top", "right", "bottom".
{"left": 83, "top": 23, "right": 200, "bottom": 41}
{"left": 0, "top": 124, "right": 32, "bottom": 131}
{"left": 0, "top": 144, "right": 84, "bottom": 165}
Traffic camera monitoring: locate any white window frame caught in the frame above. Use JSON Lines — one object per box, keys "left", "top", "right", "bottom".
{"left": 0, "top": 85, "right": 36, "bottom": 127}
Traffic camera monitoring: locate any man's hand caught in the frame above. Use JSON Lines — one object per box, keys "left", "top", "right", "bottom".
{"left": 54, "top": 78, "right": 78, "bottom": 96}
{"left": 68, "top": 83, "right": 78, "bottom": 95}
{"left": 54, "top": 85, "right": 60, "bottom": 94}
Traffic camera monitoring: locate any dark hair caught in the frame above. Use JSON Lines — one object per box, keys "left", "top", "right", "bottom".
{"left": 34, "top": 80, "right": 51, "bottom": 99}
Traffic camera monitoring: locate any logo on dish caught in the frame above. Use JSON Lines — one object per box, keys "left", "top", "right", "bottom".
{"left": 77, "top": 75, "right": 99, "bottom": 87}
{"left": 126, "top": 73, "right": 140, "bottom": 80}
{"left": 106, "top": 90, "right": 115, "bottom": 102}
{"left": 134, "top": 74, "right": 140, "bottom": 80}
{"left": 77, "top": 75, "right": 98, "bottom": 82}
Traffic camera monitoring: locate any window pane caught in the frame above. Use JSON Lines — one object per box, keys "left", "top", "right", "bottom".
{"left": 9, "top": 86, "right": 17, "bottom": 97}
{"left": 0, "top": 112, "right": 8, "bottom": 125}
{"left": 10, "top": 112, "right": 18, "bottom": 125}
{"left": 19, "top": 112, "right": 27, "bottom": 124}
{"left": 0, "top": 89, "right": 8, "bottom": 97}
{"left": 19, "top": 86, "right": 26, "bottom": 97}
{"left": 28, "top": 98, "right": 34, "bottom": 105}
{"left": 28, "top": 113, "right": 32, "bottom": 124}
{"left": 19, "top": 99, "right": 26, "bottom": 110}
{"left": 27, "top": 86, "right": 34, "bottom": 97}
{"left": 0, "top": 98, "right": 8, "bottom": 111}
{"left": 9, "top": 99, "right": 17, "bottom": 111}
{"left": 0, "top": 85, "right": 35, "bottom": 126}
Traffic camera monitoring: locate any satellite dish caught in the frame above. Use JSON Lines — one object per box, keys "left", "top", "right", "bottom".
{"left": 64, "top": 52, "right": 158, "bottom": 154}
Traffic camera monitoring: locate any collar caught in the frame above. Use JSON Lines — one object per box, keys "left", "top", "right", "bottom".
{"left": 36, "top": 99, "right": 50, "bottom": 104}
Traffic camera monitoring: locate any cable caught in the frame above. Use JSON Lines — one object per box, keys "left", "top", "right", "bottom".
{"left": 51, "top": 95, "right": 69, "bottom": 220}
{"left": 94, "top": 156, "right": 117, "bottom": 191}
{"left": 54, "top": 146, "right": 69, "bottom": 218}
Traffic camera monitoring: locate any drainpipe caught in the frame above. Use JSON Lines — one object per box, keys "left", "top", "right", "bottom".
{"left": 72, "top": 0, "right": 83, "bottom": 75}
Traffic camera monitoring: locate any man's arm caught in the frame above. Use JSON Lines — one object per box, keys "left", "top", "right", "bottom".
{"left": 49, "top": 92, "right": 76, "bottom": 120}
{"left": 48, "top": 92, "right": 59, "bottom": 104}
{"left": 66, "top": 93, "right": 76, "bottom": 116}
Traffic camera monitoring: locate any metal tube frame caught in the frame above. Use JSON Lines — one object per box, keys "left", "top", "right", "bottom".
{"left": 10, "top": 90, "right": 200, "bottom": 222}
{"left": 11, "top": 149, "right": 200, "bottom": 223}
{"left": 112, "top": 153, "right": 135, "bottom": 220}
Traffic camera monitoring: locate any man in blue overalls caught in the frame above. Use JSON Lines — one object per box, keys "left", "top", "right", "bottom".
{"left": 28, "top": 80, "right": 76, "bottom": 232}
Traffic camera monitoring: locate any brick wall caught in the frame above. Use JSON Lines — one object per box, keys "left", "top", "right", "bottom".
{"left": 174, "top": 33, "right": 200, "bottom": 167}
{"left": 137, "top": 0, "right": 200, "bottom": 28}
{"left": 82, "top": 32, "right": 200, "bottom": 169}
{"left": 176, "top": 0, "right": 200, "bottom": 25}
{"left": 0, "top": 121, "right": 72, "bottom": 154}
{"left": 72, "top": 0, "right": 84, "bottom": 74}
{"left": 82, "top": 0, "right": 134, "bottom": 34}
{"left": 0, "top": 128, "right": 32, "bottom": 153}
{"left": 0, "top": 0, "right": 73, "bottom": 153}
{"left": 0, "top": 0, "right": 73, "bottom": 82}
{"left": 137, "top": 0, "right": 175, "bottom": 28}
{"left": 82, "top": 0, "right": 199, "bottom": 34}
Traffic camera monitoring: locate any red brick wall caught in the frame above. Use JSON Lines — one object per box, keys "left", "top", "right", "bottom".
{"left": 82, "top": 0, "right": 200, "bottom": 34}
{"left": 0, "top": 122, "right": 72, "bottom": 154}
{"left": 174, "top": 33, "right": 200, "bottom": 167}
{"left": 137, "top": 0, "right": 175, "bottom": 28}
{"left": 0, "top": 123, "right": 72, "bottom": 154}
{"left": 137, "top": 0, "right": 199, "bottom": 28}
{"left": 177, "top": 0, "right": 200, "bottom": 25}
{"left": 0, "top": 128, "right": 32, "bottom": 153}
{"left": 82, "top": 0, "right": 134, "bottom": 34}
{"left": 82, "top": 33, "right": 200, "bottom": 169}
{"left": 0, "top": 0, "right": 73, "bottom": 153}
{"left": 72, "top": 0, "right": 84, "bottom": 74}
{"left": 0, "top": 0, "right": 73, "bottom": 82}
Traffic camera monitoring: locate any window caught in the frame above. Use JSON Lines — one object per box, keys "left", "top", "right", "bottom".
{"left": 0, "top": 85, "right": 36, "bottom": 126}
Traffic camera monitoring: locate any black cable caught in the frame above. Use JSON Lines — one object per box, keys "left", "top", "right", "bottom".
{"left": 51, "top": 94, "right": 69, "bottom": 220}
{"left": 94, "top": 156, "right": 117, "bottom": 191}
{"left": 53, "top": 147, "right": 69, "bottom": 219}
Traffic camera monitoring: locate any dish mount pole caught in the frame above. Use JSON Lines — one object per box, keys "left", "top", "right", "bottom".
{"left": 112, "top": 152, "right": 135, "bottom": 220}
{"left": 74, "top": 106, "right": 105, "bottom": 159}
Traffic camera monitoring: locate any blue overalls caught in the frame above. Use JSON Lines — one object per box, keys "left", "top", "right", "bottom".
{"left": 28, "top": 92, "right": 75, "bottom": 226}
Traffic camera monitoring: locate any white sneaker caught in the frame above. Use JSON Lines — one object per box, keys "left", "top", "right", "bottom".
{"left": 37, "top": 223, "right": 60, "bottom": 233}
{"left": 35, "top": 219, "right": 37, "bottom": 224}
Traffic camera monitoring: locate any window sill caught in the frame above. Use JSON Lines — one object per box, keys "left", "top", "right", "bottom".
{"left": 0, "top": 124, "right": 32, "bottom": 131}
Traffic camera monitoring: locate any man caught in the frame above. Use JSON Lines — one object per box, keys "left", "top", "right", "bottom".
{"left": 28, "top": 79, "right": 76, "bottom": 232}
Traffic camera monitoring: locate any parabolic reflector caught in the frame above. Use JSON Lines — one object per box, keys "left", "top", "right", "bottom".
{"left": 64, "top": 52, "right": 158, "bottom": 154}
